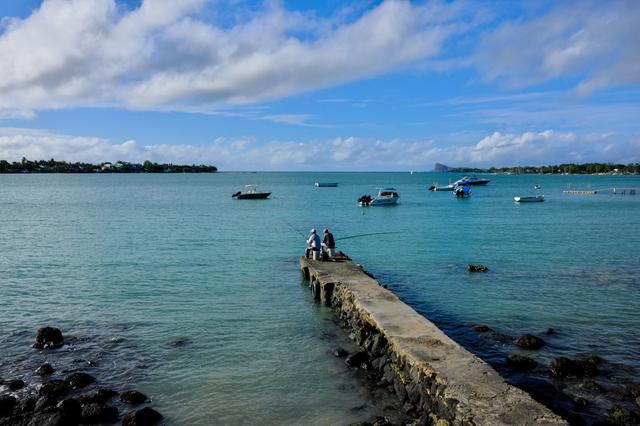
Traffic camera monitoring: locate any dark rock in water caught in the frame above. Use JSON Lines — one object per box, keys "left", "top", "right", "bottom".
{"left": 36, "top": 363, "right": 55, "bottom": 376}
{"left": 581, "top": 354, "right": 602, "bottom": 376}
{"left": 33, "top": 327, "right": 64, "bottom": 349}
{"left": 77, "top": 388, "right": 118, "bottom": 405}
{"left": 332, "top": 347, "right": 349, "bottom": 358}
{"left": 0, "top": 395, "right": 16, "bottom": 417}
{"left": 608, "top": 405, "right": 640, "bottom": 425}
{"left": 467, "top": 264, "right": 488, "bottom": 272}
{"left": 514, "top": 334, "right": 545, "bottom": 350}
{"left": 66, "top": 372, "right": 95, "bottom": 389}
{"left": 471, "top": 324, "right": 491, "bottom": 332}
{"left": 572, "top": 396, "right": 589, "bottom": 408}
{"left": 350, "top": 404, "right": 367, "bottom": 412}
{"left": 57, "top": 398, "right": 81, "bottom": 422}
{"left": 168, "top": 338, "right": 190, "bottom": 348}
{"left": 34, "top": 396, "right": 57, "bottom": 412}
{"left": 25, "top": 409, "right": 65, "bottom": 426}
{"left": 636, "top": 396, "right": 640, "bottom": 408}
{"left": 38, "top": 380, "right": 70, "bottom": 399}
{"left": 627, "top": 383, "right": 640, "bottom": 398}
{"left": 120, "top": 390, "right": 147, "bottom": 405}
{"left": 581, "top": 380, "right": 604, "bottom": 392}
{"left": 80, "top": 403, "right": 118, "bottom": 424}
{"left": 545, "top": 328, "right": 555, "bottom": 335}
{"left": 13, "top": 397, "right": 35, "bottom": 415}
{"left": 345, "top": 350, "right": 369, "bottom": 369}
{"left": 506, "top": 354, "right": 538, "bottom": 370}
{"left": 549, "top": 357, "right": 584, "bottom": 378}
{"left": 7, "top": 379, "right": 25, "bottom": 391}
{"left": 122, "top": 407, "right": 163, "bottom": 426}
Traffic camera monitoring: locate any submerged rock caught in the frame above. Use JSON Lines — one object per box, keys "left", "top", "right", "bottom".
{"left": 345, "top": 350, "right": 370, "bottom": 369}
{"left": 38, "top": 380, "right": 70, "bottom": 399}
{"left": 608, "top": 405, "right": 640, "bottom": 425}
{"left": 7, "top": 379, "right": 25, "bottom": 391}
{"left": 506, "top": 354, "right": 538, "bottom": 370}
{"left": 0, "top": 395, "right": 16, "bottom": 417}
{"left": 545, "top": 328, "right": 555, "bottom": 335}
{"left": 36, "top": 363, "right": 55, "bottom": 376}
{"left": 122, "top": 407, "right": 163, "bottom": 426}
{"left": 467, "top": 264, "right": 488, "bottom": 272}
{"left": 581, "top": 380, "right": 604, "bottom": 392}
{"left": 66, "top": 372, "right": 95, "bottom": 389}
{"left": 33, "top": 327, "right": 64, "bottom": 349}
{"left": 80, "top": 403, "right": 118, "bottom": 424}
{"left": 77, "top": 388, "right": 118, "bottom": 405}
{"left": 57, "top": 398, "right": 81, "bottom": 422}
{"left": 549, "top": 357, "right": 584, "bottom": 378}
{"left": 471, "top": 324, "right": 491, "bottom": 332}
{"left": 120, "top": 390, "right": 147, "bottom": 405}
{"left": 13, "top": 397, "right": 35, "bottom": 415}
{"left": 332, "top": 347, "right": 349, "bottom": 358}
{"left": 514, "top": 334, "right": 545, "bottom": 350}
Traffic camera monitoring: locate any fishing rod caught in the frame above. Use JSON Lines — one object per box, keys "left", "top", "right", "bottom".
{"left": 284, "top": 221, "right": 307, "bottom": 239}
{"left": 336, "top": 231, "right": 399, "bottom": 241}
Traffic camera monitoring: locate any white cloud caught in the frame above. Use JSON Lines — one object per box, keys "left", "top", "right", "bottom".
{"left": 474, "top": 0, "right": 640, "bottom": 94}
{"left": 2, "top": 127, "right": 637, "bottom": 170}
{"left": 0, "top": 0, "right": 471, "bottom": 115}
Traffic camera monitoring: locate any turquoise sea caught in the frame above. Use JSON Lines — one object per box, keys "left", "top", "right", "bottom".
{"left": 1, "top": 172, "right": 639, "bottom": 424}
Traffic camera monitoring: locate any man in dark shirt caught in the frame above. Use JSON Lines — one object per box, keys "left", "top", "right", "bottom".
{"left": 322, "top": 228, "right": 335, "bottom": 257}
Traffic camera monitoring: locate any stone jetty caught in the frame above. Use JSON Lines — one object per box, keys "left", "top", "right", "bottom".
{"left": 300, "top": 255, "right": 567, "bottom": 425}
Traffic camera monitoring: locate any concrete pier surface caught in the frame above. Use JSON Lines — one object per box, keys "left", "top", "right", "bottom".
{"left": 300, "top": 255, "right": 567, "bottom": 425}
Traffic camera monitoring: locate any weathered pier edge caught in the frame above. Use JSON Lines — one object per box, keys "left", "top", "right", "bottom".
{"left": 300, "top": 256, "right": 567, "bottom": 426}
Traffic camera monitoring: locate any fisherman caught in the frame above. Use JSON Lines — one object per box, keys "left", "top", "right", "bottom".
{"left": 305, "top": 229, "right": 321, "bottom": 259}
{"left": 322, "top": 228, "right": 335, "bottom": 257}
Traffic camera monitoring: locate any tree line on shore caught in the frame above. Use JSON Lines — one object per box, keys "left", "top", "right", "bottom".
{"left": 0, "top": 158, "right": 217, "bottom": 173}
{"left": 446, "top": 163, "right": 640, "bottom": 175}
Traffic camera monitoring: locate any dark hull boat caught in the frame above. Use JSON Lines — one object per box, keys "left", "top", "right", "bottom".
{"left": 232, "top": 185, "right": 271, "bottom": 199}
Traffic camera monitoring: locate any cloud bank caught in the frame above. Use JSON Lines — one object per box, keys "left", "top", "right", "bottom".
{"left": 474, "top": 0, "right": 640, "bottom": 94}
{"left": 0, "top": 0, "right": 469, "bottom": 114}
{"left": 2, "top": 128, "right": 637, "bottom": 171}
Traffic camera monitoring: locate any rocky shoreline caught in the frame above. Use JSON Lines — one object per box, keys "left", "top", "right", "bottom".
{"left": 0, "top": 327, "right": 163, "bottom": 426}
{"left": 302, "top": 257, "right": 640, "bottom": 426}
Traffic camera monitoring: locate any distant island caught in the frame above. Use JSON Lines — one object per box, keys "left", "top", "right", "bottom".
{"left": 0, "top": 158, "right": 217, "bottom": 173}
{"left": 434, "top": 162, "right": 640, "bottom": 175}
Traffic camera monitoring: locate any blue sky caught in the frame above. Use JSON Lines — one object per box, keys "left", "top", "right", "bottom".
{"left": 0, "top": 0, "right": 638, "bottom": 170}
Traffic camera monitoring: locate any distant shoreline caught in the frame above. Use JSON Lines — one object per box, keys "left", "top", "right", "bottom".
{"left": 0, "top": 159, "right": 217, "bottom": 174}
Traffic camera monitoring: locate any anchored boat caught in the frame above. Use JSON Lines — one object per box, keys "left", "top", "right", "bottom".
{"left": 428, "top": 183, "right": 455, "bottom": 191}
{"left": 361, "top": 188, "right": 399, "bottom": 206}
{"left": 314, "top": 182, "right": 338, "bottom": 187}
{"left": 232, "top": 185, "right": 271, "bottom": 199}
{"left": 514, "top": 195, "right": 544, "bottom": 203}
{"left": 454, "top": 175, "right": 490, "bottom": 186}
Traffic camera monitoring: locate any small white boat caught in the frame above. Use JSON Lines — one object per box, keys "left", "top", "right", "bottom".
{"left": 359, "top": 188, "right": 399, "bottom": 206}
{"left": 314, "top": 182, "right": 338, "bottom": 187}
{"left": 370, "top": 188, "right": 399, "bottom": 206}
{"left": 514, "top": 195, "right": 544, "bottom": 202}
{"left": 428, "top": 183, "right": 455, "bottom": 191}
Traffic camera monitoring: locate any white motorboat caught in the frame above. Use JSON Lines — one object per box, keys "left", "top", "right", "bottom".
{"left": 454, "top": 175, "right": 491, "bottom": 186}
{"left": 232, "top": 185, "right": 271, "bottom": 199}
{"left": 514, "top": 195, "right": 544, "bottom": 202}
{"left": 359, "top": 188, "right": 399, "bottom": 206}
{"left": 428, "top": 183, "right": 455, "bottom": 191}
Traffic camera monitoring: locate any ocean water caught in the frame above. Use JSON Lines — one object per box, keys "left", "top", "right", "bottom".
{"left": 1, "top": 172, "right": 639, "bottom": 424}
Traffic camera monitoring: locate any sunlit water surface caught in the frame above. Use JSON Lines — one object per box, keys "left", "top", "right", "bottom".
{"left": 1, "top": 172, "right": 638, "bottom": 424}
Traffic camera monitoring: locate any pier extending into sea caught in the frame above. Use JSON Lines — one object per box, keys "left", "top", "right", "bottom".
{"left": 300, "top": 255, "right": 567, "bottom": 425}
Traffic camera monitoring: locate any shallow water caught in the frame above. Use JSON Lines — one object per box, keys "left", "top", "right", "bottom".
{"left": 1, "top": 172, "right": 639, "bottom": 424}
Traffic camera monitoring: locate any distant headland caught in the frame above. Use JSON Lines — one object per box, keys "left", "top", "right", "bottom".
{"left": 0, "top": 158, "right": 217, "bottom": 173}
{"left": 434, "top": 162, "right": 640, "bottom": 175}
